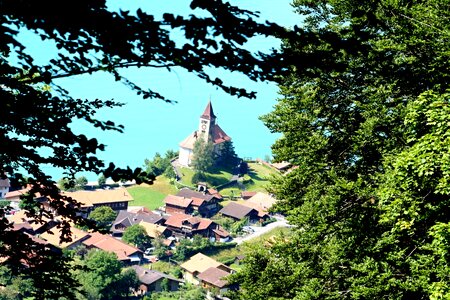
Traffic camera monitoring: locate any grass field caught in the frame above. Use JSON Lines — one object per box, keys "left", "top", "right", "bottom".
{"left": 178, "top": 166, "right": 234, "bottom": 188}
{"left": 243, "top": 162, "right": 278, "bottom": 192}
{"left": 127, "top": 176, "right": 177, "bottom": 210}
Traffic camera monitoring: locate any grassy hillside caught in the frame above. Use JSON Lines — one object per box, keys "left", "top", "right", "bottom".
{"left": 127, "top": 176, "right": 178, "bottom": 210}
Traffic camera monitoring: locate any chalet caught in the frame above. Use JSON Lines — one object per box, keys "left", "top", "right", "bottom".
{"left": 163, "top": 195, "right": 193, "bottom": 215}
{"left": 245, "top": 192, "right": 277, "bottom": 211}
{"left": 178, "top": 101, "right": 231, "bottom": 167}
{"left": 5, "top": 188, "right": 45, "bottom": 211}
{"left": 40, "top": 226, "right": 90, "bottom": 249}
{"left": 132, "top": 265, "right": 183, "bottom": 295}
{"left": 164, "top": 213, "right": 228, "bottom": 240}
{"left": 176, "top": 188, "right": 221, "bottom": 217}
{"left": 219, "top": 202, "right": 263, "bottom": 223}
{"left": 197, "top": 266, "right": 237, "bottom": 294}
{"left": 82, "top": 232, "right": 143, "bottom": 264}
{"left": 180, "top": 253, "right": 233, "bottom": 285}
{"left": 110, "top": 209, "right": 163, "bottom": 237}
{"left": 271, "top": 161, "right": 292, "bottom": 172}
{"left": 63, "top": 188, "right": 133, "bottom": 217}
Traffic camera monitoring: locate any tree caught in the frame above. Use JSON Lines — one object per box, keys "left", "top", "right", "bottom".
{"left": 97, "top": 174, "right": 106, "bottom": 186}
{"left": 232, "top": 0, "right": 450, "bottom": 299}
{"left": 215, "top": 140, "right": 239, "bottom": 169}
{"left": 0, "top": 1, "right": 290, "bottom": 296}
{"left": 191, "top": 138, "right": 214, "bottom": 174}
{"left": 122, "top": 224, "right": 152, "bottom": 249}
{"left": 89, "top": 206, "right": 117, "bottom": 230}
{"left": 58, "top": 176, "right": 88, "bottom": 191}
{"left": 75, "top": 250, "right": 137, "bottom": 299}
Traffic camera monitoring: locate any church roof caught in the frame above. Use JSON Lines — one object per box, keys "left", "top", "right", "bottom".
{"left": 200, "top": 100, "right": 216, "bottom": 120}
{"left": 179, "top": 124, "right": 231, "bottom": 150}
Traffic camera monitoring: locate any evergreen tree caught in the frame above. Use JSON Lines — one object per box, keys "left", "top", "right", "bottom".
{"left": 191, "top": 138, "right": 214, "bottom": 174}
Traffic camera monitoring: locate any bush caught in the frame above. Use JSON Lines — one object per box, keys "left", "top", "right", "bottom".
{"left": 191, "top": 172, "right": 206, "bottom": 184}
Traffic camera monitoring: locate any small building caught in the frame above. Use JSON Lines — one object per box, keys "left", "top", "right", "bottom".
{"left": 197, "top": 266, "right": 235, "bottom": 294}
{"left": 240, "top": 191, "right": 257, "bottom": 200}
{"left": 110, "top": 209, "right": 163, "bottom": 237}
{"left": 245, "top": 192, "right": 277, "bottom": 211}
{"left": 132, "top": 265, "right": 183, "bottom": 295}
{"left": 176, "top": 188, "right": 221, "bottom": 217}
{"left": 271, "top": 161, "right": 292, "bottom": 172}
{"left": 62, "top": 188, "right": 133, "bottom": 217}
{"left": 180, "top": 253, "right": 233, "bottom": 285}
{"left": 40, "top": 226, "right": 90, "bottom": 249}
{"left": 164, "top": 213, "right": 228, "bottom": 240}
{"left": 82, "top": 232, "right": 143, "bottom": 264}
{"left": 163, "top": 195, "right": 193, "bottom": 215}
{"left": 178, "top": 101, "right": 231, "bottom": 167}
{"left": 219, "top": 202, "right": 260, "bottom": 223}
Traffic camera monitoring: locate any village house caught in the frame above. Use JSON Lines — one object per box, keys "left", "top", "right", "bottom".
{"left": 110, "top": 209, "right": 163, "bottom": 237}
{"left": 138, "top": 221, "right": 171, "bottom": 239}
{"left": 132, "top": 265, "right": 183, "bottom": 295}
{"left": 40, "top": 226, "right": 91, "bottom": 250}
{"left": 82, "top": 232, "right": 143, "bottom": 264}
{"left": 164, "top": 213, "right": 229, "bottom": 241}
{"left": 61, "top": 188, "right": 134, "bottom": 217}
{"left": 219, "top": 202, "right": 268, "bottom": 223}
{"left": 9, "top": 210, "right": 58, "bottom": 235}
{"left": 178, "top": 101, "right": 231, "bottom": 167}
{"left": 176, "top": 188, "right": 222, "bottom": 217}
{"left": 163, "top": 195, "right": 193, "bottom": 215}
{"left": 180, "top": 253, "right": 234, "bottom": 286}
{"left": 197, "top": 266, "right": 237, "bottom": 294}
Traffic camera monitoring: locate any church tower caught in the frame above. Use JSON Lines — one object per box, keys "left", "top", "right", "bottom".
{"left": 198, "top": 100, "right": 216, "bottom": 143}
{"left": 178, "top": 99, "right": 231, "bottom": 167}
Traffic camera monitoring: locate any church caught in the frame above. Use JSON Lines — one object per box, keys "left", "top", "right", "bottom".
{"left": 178, "top": 101, "right": 231, "bottom": 167}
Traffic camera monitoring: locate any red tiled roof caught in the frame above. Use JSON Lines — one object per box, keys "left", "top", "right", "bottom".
{"left": 200, "top": 100, "right": 216, "bottom": 120}
{"left": 82, "top": 232, "right": 141, "bottom": 261}
{"left": 164, "top": 213, "right": 213, "bottom": 230}
{"left": 164, "top": 195, "right": 192, "bottom": 208}
{"left": 212, "top": 124, "right": 231, "bottom": 144}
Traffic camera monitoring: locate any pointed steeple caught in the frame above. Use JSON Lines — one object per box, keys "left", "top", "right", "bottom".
{"left": 200, "top": 100, "right": 216, "bottom": 120}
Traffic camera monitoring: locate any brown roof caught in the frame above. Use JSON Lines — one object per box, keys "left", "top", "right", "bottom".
{"left": 200, "top": 100, "right": 216, "bottom": 120}
{"left": 176, "top": 188, "right": 219, "bottom": 201}
{"left": 191, "top": 197, "right": 205, "bottom": 207}
{"left": 63, "top": 188, "right": 133, "bottom": 207}
{"left": 241, "top": 191, "right": 257, "bottom": 199}
{"left": 164, "top": 195, "right": 192, "bottom": 208}
{"left": 219, "top": 202, "right": 256, "bottom": 220}
{"left": 211, "top": 124, "right": 231, "bottom": 144}
{"left": 82, "top": 232, "right": 141, "bottom": 261}
{"left": 132, "top": 265, "right": 182, "bottom": 285}
{"left": 271, "top": 161, "right": 292, "bottom": 170}
{"left": 197, "top": 267, "right": 230, "bottom": 288}
{"left": 5, "top": 188, "right": 30, "bottom": 200}
{"left": 213, "top": 228, "right": 230, "bottom": 238}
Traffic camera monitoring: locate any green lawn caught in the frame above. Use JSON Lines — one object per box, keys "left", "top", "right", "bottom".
{"left": 243, "top": 162, "right": 278, "bottom": 192}
{"left": 127, "top": 176, "right": 177, "bottom": 210}
{"left": 178, "top": 166, "right": 234, "bottom": 188}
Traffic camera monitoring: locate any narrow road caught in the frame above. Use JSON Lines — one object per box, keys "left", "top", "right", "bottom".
{"left": 233, "top": 216, "right": 290, "bottom": 245}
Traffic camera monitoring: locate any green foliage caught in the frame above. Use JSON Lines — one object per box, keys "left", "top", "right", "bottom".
{"left": 97, "top": 174, "right": 106, "bottom": 186}
{"left": 146, "top": 283, "right": 206, "bottom": 300}
{"left": 58, "top": 176, "right": 88, "bottom": 191}
{"left": 89, "top": 206, "right": 117, "bottom": 230}
{"left": 144, "top": 151, "right": 177, "bottom": 178}
{"left": 75, "top": 250, "right": 137, "bottom": 299}
{"left": 235, "top": 1, "right": 450, "bottom": 299}
{"left": 1, "top": 1, "right": 286, "bottom": 294}
{"left": 122, "top": 224, "right": 152, "bottom": 249}
{"left": 215, "top": 141, "right": 239, "bottom": 169}
{"left": 191, "top": 139, "right": 215, "bottom": 174}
